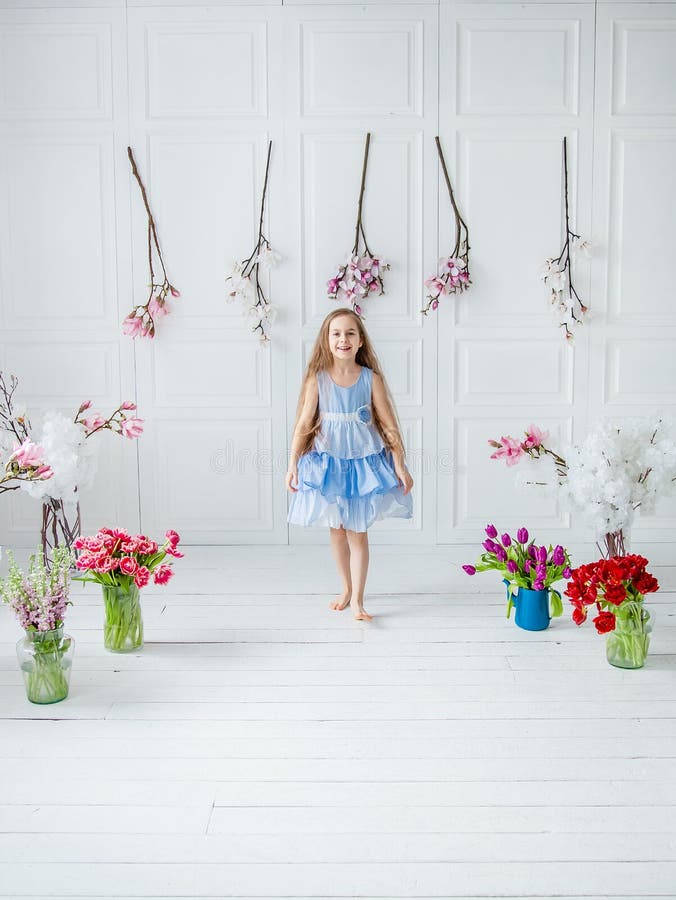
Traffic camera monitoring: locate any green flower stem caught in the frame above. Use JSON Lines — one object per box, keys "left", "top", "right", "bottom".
{"left": 102, "top": 584, "right": 143, "bottom": 652}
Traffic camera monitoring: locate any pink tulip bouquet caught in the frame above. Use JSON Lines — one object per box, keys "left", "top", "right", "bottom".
{"left": 74, "top": 527, "right": 183, "bottom": 652}
{"left": 463, "top": 524, "right": 571, "bottom": 619}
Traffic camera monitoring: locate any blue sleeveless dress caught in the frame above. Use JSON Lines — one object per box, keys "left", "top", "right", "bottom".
{"left": 287, "top": 366, "right": 413, "bottom": 532}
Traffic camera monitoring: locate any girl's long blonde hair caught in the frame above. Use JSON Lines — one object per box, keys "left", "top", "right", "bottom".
{"left": 292, "top": 308, "right": 404, "bottom": 458}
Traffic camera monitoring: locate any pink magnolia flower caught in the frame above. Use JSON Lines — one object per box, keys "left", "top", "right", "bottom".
{"left": 78, "top": 400, "right": 92, "bottom": 413}
{"left": 122, "top": 315, "right": 145, "bottom": 338}
{"left": 148, "top": 296, "right": 169, "bottom": 318}
{"left": 153, "top": 564, "right": 174, "bottom": 585}
{"left": 120, "top": 401, "right": 136, "bottom": 411}
{"left": 82, "top": 414, "right": 106, "bottom": 433}
{"left": 489, "top": 435, "right": 525, "bottom": 467}
{"left": 10, "top": 440, "right": 47, "bottom": 469}
{"left": 120, "top": 417, "right": 144, "bottom": 439}
{"left": 170, "top": 286, "right": 181, "bottom": 298}
{"left": 424, "top": 276, "right": 445, "bottom": 297}
{"left": 523, "top": 424, "right": 549, "bottom": 449}
{"left": 34, "top": 465, "right": 53, "bottom": 480}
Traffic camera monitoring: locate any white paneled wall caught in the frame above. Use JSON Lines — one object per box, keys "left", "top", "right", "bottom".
{"left": 0, "top": 0, "right": 675, "bottom": 550}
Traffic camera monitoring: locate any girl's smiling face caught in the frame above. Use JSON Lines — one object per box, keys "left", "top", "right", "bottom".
{"left": 328, "top": 314, "right": 362, "bottom": 362}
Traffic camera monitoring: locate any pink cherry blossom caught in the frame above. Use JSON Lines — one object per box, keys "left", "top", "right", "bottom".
{"left": 120, "top": 417, "right": 144, "bottom": 439}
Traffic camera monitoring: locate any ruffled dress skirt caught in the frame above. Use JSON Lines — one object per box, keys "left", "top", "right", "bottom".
{"left": 288, "top": 447, "right": 412, "bottom": 532}
{"left": 287, "top": 368, "right": 413, "bottom": 533}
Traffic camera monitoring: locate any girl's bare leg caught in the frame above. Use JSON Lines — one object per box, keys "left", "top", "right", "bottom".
{"left": 346, "top": 529, "right": 372, "bottom": 620}
{"left": 329, "top": 526, "right": 351, "bottom": 610}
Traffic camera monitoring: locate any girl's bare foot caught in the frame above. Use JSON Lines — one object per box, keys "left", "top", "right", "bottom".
{"left": 351, "top": 600, "right": 373, "bottom": 621}
{"left": 330, "top": 590, "right": 351, "bottom": 611}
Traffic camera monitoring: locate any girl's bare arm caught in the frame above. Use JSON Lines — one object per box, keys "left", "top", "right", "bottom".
{"left": 286, "top": 375, "right": 319, "bottom": 491}
{"left": 371, "top": 373, "right": 413, "bottom": 495}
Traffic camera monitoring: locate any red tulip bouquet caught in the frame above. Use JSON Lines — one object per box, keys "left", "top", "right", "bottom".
{"left": 463, "top": 524, "right": 571, "bottom": 620}
{"left": 74, "top": 527, "right": 183, "bottom": 652}
{"left": 565, "top": 555, "right": 659, "bottom": 668}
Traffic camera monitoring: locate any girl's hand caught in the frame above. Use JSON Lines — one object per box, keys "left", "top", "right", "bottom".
{"left": 286, "top": 467, "right": 298, "bottom": 493}
{"left": 396, "top": 466, "right": 413, "bottom": 496}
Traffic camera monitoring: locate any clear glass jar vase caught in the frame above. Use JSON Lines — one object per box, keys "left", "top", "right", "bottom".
{"left": 606, "top": 602, "right": 652, "bottom": 669}
{"left": 102, "top": 583, "right": 143, "bottom": 652}
{"left": 16, "top": 627, "right": 74, "bottom": 704}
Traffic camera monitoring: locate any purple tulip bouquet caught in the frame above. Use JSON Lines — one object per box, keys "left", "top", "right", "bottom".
{"left": 463, "top": 525, "right": 572, "bottom": 618}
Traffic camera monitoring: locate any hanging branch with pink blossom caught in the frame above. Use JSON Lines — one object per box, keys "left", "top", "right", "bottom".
{"left": 540, "top": 136, "right": 591, "bottom": 341}
{"left": 123, "top": 147, "right": 180, "bottom": 339}
{"left": 224, "top": 140, "right": 281, "bottom": 345}
{"left": 327, "top": 132, "right": 389, "bottom": 317}
{"left": 423, "top": 137, "right": 470, "bottom": 315}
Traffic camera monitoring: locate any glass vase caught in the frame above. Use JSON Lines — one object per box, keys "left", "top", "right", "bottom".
{"left": 102, "top": 583, "right": 143, "bottom": 652}
{"left": 16, "top": 627, "right": 74, "bottom": 704}
{"left": 606, "top": 603, "right": 652, "bottom": 669}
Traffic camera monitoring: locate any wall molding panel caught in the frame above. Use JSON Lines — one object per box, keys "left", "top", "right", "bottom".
{"left": 1, "top": 1, "right": 675, "bottom": 549}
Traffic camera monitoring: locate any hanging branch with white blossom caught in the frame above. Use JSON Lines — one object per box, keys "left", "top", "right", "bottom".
{"left": 423, "top": 137, "right": 471, "bottom": 315}
{"left": 327, "top": 132, "right": 389, "bottom": 317}
{"left": 225, "top": 140, "right": 280, "bottom": 345}
{"left": 123, "top": 147, "right": 180, "bottom": 339}
{"left": 540, "top": 136, "right": 591, "bottom": 341}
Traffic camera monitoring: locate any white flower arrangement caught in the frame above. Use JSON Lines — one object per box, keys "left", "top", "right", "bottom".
{"left": 489, "top": 417, "right": 676, "bottom": 555}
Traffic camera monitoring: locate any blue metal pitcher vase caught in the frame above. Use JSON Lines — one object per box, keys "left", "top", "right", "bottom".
{"left": 503, "top": 580, "right": 561, "bottom": 631}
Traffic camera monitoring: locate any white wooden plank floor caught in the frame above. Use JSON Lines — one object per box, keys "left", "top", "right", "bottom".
{"left": 1, "top": 545, "right": 675, "bottom": 899}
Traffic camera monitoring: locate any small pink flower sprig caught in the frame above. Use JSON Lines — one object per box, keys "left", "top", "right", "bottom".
{"left": 75, "top": 400, "right": 144, "bottom": 440}
{"left": 488, "top": 424, "right": 568, "bottom": 475}
{"left": 74, "top": 527, "right": 184, "bottom": 590}
{"left": 540, "top": 137, "right": 591, "bottom": 341}
{"left": 225, "top": 141, "right": 280, "bottom": 345}
{"left": 123, "top": 146, "right": 180, "bottom": 340}
{"left": 327, "top": 253, "right": 387, "bottom": 316}
{"left": 423, "top": 137, "right": 471, "bottom": 315}
{"left": 327, "top": 133, "right": 389, "bottom": 317}
{"left": 1, "top": 439, "right": 53, "bottom": 494}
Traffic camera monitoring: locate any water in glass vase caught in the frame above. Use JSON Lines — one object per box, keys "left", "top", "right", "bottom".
{"left": 606, "top": 603, "right": 652, "bottom": 669}
{"left": 16, "top": 627, "right": 74, "bottom": 704}
{"left": 102, "top": 584, "right": 143, "bottom": 652}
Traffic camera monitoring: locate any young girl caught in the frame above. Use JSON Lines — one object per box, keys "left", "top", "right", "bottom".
{"left": 286, "top": 308, "right": 413, "bottom": 621}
